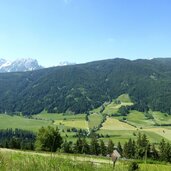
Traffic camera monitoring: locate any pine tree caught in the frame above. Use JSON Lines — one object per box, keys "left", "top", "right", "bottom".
{"left": 165, "top": 143, "right": 171, "bottom": 162}
{"left": 100, "top": 139, "right": 107, "bottom": 156}
{"left": 82, "top": 138, "right": 89, "bottom": 154}
{"left": 90, "top": 137, "right": 100, "bottom": 155}
{"left": 159, "top": 139, "right": 166, "bottom": 161}
{"left": 61, "top": 141, "right": 73, "bottom": 153}
{"left": 135, "top": 133, "right": 150, "bottom": 159}
{"left": 117, "top": 142, "right": 123, "bottom": 156}
{"left": 151, "top": 144, "right": 158, "bottom": 160}
{"left": 107, "top": 140, "right": 114, "bottom": 154}
{"left": 73, "top": 138, "right": 83, "bottom": 153}
{"left": 123, "top": 142, "right": 129, "bottom": 158}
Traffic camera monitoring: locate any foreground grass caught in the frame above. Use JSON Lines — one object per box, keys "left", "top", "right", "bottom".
{"left": 0, "top": 149, "right": 171, "bottom": 171}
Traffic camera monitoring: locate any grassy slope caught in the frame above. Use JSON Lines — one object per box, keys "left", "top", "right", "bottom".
{"left": 54, "top": 120, "right": 88, "bottom": 129}
{"left": 102, "top": 94, "right": 133, "bottom": 115}
{"left": 151, "top": 111, "right": 171, "bottom": 125}
{"left": 88, "top": 113, "right": 103, "bottom": 130}
{"left": 33, "top": 111, "right": 86, "bottom": 121}
{"left": 0, "top": 114, "right": 53, "bottom": 132}
{"left": 0, "top": 148, "right": 171, "bottom": 171}
{"left": 101, "top": 117, "right": 135, "bottom": 130}
{"left": 117, "top": 94, "right": 133, "bottom": 103}
{"left": 126, "top": 110, "right": 155, "bottom": 127}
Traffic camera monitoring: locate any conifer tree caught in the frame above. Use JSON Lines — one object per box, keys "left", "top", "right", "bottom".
{"left": 100, "top": 139, "right": 107, "bottom": 156}
{"left": 117, "top": 142, "right": 123, "bottom": 156}
{"left": 61, "top": 141, "right": 73, "bottom": 153}
{"left": 159, "top": 139, "right": 166, "bottom": 161}
{"left": 82, "top": 138, "right": 89, "bottom": 154}
{"left": 90, "top": 137, "right": 100, "bottom": 155}
{"left": 107, "top": 140, "right": 114, "bottom": 154}
{"left": 73, "top": 138, "right": 83, "bottom": 153}
{"left": 151, "top": 144, "right": 158, "bottom": 160}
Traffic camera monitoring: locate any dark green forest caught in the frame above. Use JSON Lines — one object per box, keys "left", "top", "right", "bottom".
{"left": 0, "top": 128, "right": 35, "bottom": 150}
{"left": 1, "top": 58, "right": 171, "bottom": 115}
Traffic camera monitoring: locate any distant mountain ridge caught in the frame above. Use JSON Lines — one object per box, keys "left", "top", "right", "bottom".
{"left": 0, "top": 58, "right": 43, "bottom": 72}
{"left": 1, "top": 58, "right": 171, "bottom": 115}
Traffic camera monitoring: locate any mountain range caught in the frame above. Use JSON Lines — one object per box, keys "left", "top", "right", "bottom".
{"left": 0, "top": 58, "right": 171, "bottom": 115}
{"left": 0, "top": 58, "right": 43, "bottom": 72}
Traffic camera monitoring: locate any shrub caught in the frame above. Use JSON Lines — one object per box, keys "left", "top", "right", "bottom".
{"left": 128, "top": 161, "right": 139, "bottom": 171}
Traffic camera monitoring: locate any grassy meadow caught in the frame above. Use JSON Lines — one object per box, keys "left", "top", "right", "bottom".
{"left": 0, "top": 110, "right": 171, "bottom": 144}
{"left": 101, "top": 117, "right": 135, "bottom": 130}
{"left": 0, "top": 114, "right": 53, "bottom": 132}
{"left": 88, "top": 113, "right": 103, "bottom": 130}
{"left": 126, "top": 110, "right": 155, "bottom": 127}
{"left": 102, "top": 94, "right": 133, "bottom": 115}
{"left": 0, "top": 148, "right": 171, "bottom": 171}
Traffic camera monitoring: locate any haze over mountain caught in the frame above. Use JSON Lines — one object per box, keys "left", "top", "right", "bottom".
{"left": 0, "top": 58, "right": 43, "bottom": 72}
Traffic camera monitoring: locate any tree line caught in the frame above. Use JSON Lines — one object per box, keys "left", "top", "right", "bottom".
{"left": 0, "top": 128, "right": 35, "bottom": 150}
{"left": 0, "top": 126, "right": 171, "bottom": 163}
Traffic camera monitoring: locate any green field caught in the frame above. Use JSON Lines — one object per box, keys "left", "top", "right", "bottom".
{"left": 126, "top": 110, "right": 155, "bottom": 127}
{"left": 33, "top": 111, "right": 86, "bottom": 121}
{"left": 151, "top": 111, "right": 171, "bottom": 125}
{"left": 144, "top": 127, "right": 171, "bottom": 141}
{"left": 0, "top": 114, "right": 53, "bottom": 132}
{"left": 102, "top": 94, "right": 133, "bottom": 115}
{"left": 117, "top": 94, "right": 133, "bottom": 103}
{"left": 0, "top": 148, "right": 171, "bottom": 171}
{"left": 98, "top": 125, "right": 167, "bottom": 144}
{"left": 54, "top": 119, "right": 88, "bottom": 129}
{"left": 1, "top": 102, "right": 171, "bottom": 144}
{"left": 88, "top": 113, "right": 103, "bottom": 130}
{"left": 99, "top": 109, "right": 171, "bottom": 143}
{"left": 101, "top": 117, "right": 135, "bottom": 130}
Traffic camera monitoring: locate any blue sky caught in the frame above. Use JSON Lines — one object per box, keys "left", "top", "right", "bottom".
{"left": 0, "top": 0, "right": 171, "bottom": 67}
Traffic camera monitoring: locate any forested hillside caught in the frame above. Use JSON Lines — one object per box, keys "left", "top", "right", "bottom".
{"left": 1, "top": 58, "right": 171, "bottom": 115}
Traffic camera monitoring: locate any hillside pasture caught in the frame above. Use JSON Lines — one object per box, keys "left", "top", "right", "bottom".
{"left": 54, "top": 119, "right": 88, "bottom": 130}
{"left": 98, "top": 129, "right": 137, "bottom": 144}
{"left": 101, "top": 117, "right": 136, "bottom": 130}
{"left": 102, "top": 94, "right": 133, "bottom": 116}
{"left": 88, "top": 113, "right": 103, "bottom": 130}
{"left": 33, "top": 112, "right": 86, "bottom": 121}
{"left": 126, "top": 110, "right": 155, "bottom": 127}
{"left": 151, "top": 111, "right": 171, "bottom": 125}
{"left": 102, "top": 102, "right": 133, "bottom": 115}
{"left": 144, "top": 127, "right": 171, "bottom": 141}
{"left": 98, "top": 128, "right": 167, "bottom": 144}
{"left": 99, "top": 115, "right": 168, "bottom": 144}
{"left": 117, "top": 94, "right": 133, "bottom": 103}
{"left": 0, "top": 114, "right": 53, "bottom": 132}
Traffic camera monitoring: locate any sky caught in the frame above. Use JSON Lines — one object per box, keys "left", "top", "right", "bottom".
{"left": 0, "top": 0, "right": 171, "bottom": 67}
